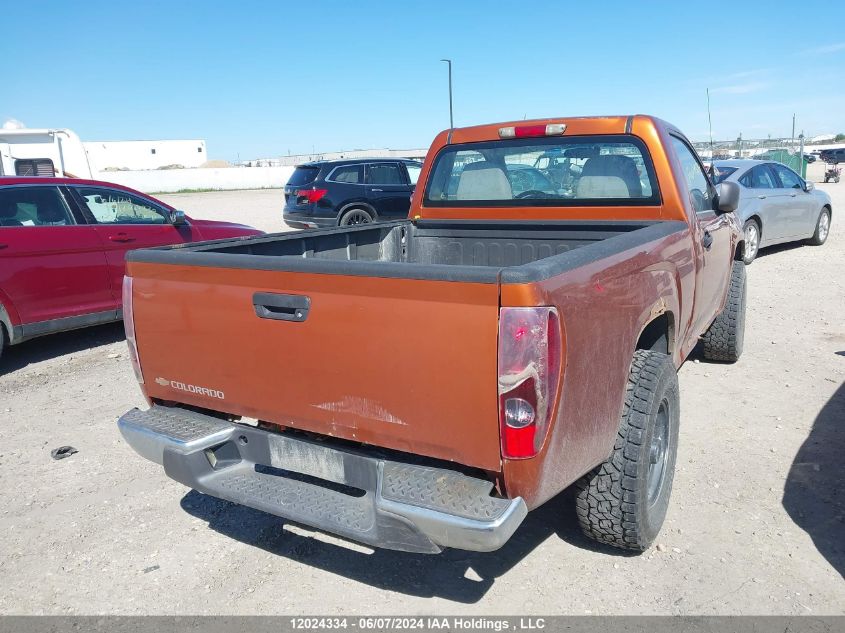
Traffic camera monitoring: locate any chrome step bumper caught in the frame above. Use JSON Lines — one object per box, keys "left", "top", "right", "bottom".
{"left": 118, "top": 406, "right": 527, "bottom": 554}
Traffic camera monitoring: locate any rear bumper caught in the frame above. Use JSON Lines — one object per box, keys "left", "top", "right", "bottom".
{"left": 118, "top": 405, "right": 526, "bottom": 554}
{"left": 283, "top": 211, "right": 337, "bottom": 229}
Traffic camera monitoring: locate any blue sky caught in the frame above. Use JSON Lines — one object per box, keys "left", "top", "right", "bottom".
{"left": 4, "top": 0, "right": 845, "bottom": 160}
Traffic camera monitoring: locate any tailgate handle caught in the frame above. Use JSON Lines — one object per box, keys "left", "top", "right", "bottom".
{"left": 253, "top": 292, "right": 310, "bottom": 322}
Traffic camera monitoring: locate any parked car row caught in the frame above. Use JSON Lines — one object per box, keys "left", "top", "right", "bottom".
{"left": 0, "top": 177, "right": 262, "bottom": 360}
{"left": 711, "top": 160, "right": 832, "bottom": 263}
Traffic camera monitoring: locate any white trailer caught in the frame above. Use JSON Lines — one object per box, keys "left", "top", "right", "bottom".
{"left": 0, "top": 127, "right": 93, "bottom": 178}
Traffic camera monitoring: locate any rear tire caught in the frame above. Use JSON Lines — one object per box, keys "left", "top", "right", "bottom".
{"left": 701, "top": 261, "right": 746, "bottom": 363}
{"left": 742, "top": 219, "right": 760, "bottom": 264}
{"left": 0, "top": 324, "right": 6, "bottom": 363}
{"left": 339, "top": 208, "right": 374, "bottom": 226}
{"left": 575, "top": 350, "right": 680, "bottom": 551}
{"left": 807, "top": 208, "right": 831, "bottom": 246}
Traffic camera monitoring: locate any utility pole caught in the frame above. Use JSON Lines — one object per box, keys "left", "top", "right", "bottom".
{"left": 791, "top": 114, "right": 796, "bottom": 151}
{"left": 440, "top": 59, "right": 453, "bottom": 130}
{"left": 799, "top": 132, "right": 806, "bottom": 178}
{"left": 706, "top": 88, "right": 714, "bottom": 159}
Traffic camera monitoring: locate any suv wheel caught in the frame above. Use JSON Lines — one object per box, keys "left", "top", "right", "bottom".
{"left": 339, "top": 208, "right": 374, "bottom": 226}
{"left": 574, "top": 350, "right": 680, "bottom": 551}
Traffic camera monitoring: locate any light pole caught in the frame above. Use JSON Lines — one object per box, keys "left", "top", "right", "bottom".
{"left": 440, "top": 59, "right": 453, "bottom": 130}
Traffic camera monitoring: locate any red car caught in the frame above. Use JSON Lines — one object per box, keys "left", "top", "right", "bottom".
{"left": 0, "top": 177, "right": 262, "bottom": 360}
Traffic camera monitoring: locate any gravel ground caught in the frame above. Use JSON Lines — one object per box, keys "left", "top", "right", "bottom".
{"left": 1, "top": 165, "right": 843, "bottom": 615}
{"left": 156, "top": 189, "right": 292, "bottom": 234}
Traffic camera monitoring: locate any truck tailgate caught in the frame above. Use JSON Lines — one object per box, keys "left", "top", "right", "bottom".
{"left": 128, "top": 262, "right": 502, "bottom": 471}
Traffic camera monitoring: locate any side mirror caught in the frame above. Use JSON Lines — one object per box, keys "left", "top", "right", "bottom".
{"left": 716, "top": 181, "right": 740, "bottom": 213}
{"left": 170, "top": 209, "right": 188, "bottom": 225}
{"left": 804, "top": 181, "right": 815, "bottom": 192}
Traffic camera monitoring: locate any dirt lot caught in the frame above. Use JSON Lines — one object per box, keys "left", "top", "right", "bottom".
{"left": 1, "top": 165, "right": 843, "bottom": 615}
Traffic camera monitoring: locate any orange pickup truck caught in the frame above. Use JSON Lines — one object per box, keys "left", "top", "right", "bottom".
{"left": 118, "top": 115, "right": 746, "bottom": 554}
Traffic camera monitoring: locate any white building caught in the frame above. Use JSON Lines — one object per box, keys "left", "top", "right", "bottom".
{"left": 0, "top": 121, "right": 208, "bottom": 178}
{"left": 84, "top": 139, "right": 207, "bottom": 171}
{"left": 243, "top": 147, "right": 428, "bottom": 167}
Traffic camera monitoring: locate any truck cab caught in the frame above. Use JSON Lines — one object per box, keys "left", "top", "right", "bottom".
{"left": 116, "top": 115, "right": 745, "bottom": 554}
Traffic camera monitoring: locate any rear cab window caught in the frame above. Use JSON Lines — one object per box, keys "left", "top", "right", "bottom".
{"left": 14, "top": 159, "right": 56, "bottom": 177}
{"left": 423, "top": 135, "right": 659, "bottom": 207}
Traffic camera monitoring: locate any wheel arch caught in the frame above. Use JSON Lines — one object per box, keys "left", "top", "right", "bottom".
{"left": 337, "top": 201, "right": 378, "bottom": 225}
{"left": 0, "top": 291, "right": 21, "bottom": 345}
{"left": 635, "top": 311, "right": 676, "bottom": 358}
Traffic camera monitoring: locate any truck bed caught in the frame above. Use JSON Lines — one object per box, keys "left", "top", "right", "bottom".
{"left": 132, "top": 219, "right": 685, "bottom": 284}
{"left": 125, "top": 219, "right": 686, "bottom": 473}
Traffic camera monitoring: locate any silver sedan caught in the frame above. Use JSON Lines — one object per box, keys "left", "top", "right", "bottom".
{"left": 712, "top": 160, "right": 832, "bottom": 264}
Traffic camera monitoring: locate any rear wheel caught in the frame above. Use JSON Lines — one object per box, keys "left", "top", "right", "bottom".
{"left": 742, "top": 219, "right": 760, "bottom": 264}
{"left": 575, "top": 350, "right": 680, "bottom": 551}
{"left": 0, "top": 324, "right": 6, "bottom": 363}
{"left": 701, "top": 261, "right": 746, "bottom": 362}
{"left": 339, "top": 208, "right": 374, "bottom": 226}
{"left": 807, "top": 207, "right": 831, "bottom": 246}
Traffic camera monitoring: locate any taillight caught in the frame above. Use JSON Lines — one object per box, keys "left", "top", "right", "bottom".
{"left": 498, "top": 307, "right": 562, "bottom": 459}
{"left": 122, "top": 276, "right": 144, "bottom": 384}
{"left": 499, "top": 123, "right": 567, "bottom": 139}
{"left": 296, "top": 188, "right": 328, "bottom": 203}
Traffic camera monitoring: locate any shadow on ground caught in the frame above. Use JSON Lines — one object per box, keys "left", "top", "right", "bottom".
{"left": 180, "top": 486, "right": 630, "bottom": 603}
{"left": 756, "top": 241, "right": 812, "bottom": 260}
{"left": 0, "top": 322, "right": 125, "bottom": 373}
{"left": 782, "top": 380, "right": 845, "bottom": 579}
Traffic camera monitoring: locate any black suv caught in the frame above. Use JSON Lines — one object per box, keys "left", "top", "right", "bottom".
{"left": 283, "top": 158, "right": 422, "bottom": 228}
{"left": 819, "top": 148, "right": 845, "bottom": 164}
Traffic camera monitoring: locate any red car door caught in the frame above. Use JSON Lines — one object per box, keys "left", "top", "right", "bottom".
{"left": 0, "top": 185, "right": 114, "bottom": 326}
{"left": 68, "top": 185, "right": 202, "bottom": 305}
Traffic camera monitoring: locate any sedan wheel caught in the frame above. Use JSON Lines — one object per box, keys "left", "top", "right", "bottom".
{"left": 808, "top": 208, "right": 831, "bottom": 246}
{"left": 743, "top": 220, "right": 760, "bottom": 264}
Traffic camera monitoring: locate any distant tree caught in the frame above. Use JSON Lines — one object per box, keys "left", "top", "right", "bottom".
{"left": 835, "top": 133, "right": 845, "bottom": 142}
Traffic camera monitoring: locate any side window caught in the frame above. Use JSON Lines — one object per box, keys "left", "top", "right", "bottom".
{"left": 670, "top": 137, "right": 713, "bottom": 214}
{"left": 406, "top": 163, "right": 422, "bottom": 185}
{"left": 14, "top": 158, "right": 56, "bottom": 177}
{"left": 748, "top": 165, "right": 777, "bottom": 189}
{"left": 366, "top": 163, "right": 405, "bottom": 185}
{"left": 75, "top": 187, "right": 168, "bottom": 224}
{"left": 330, "top": 165, "right": 362, "bottom": 184}
{"left": 771, "top": 163, "right": 802, "bottom": 189}
{"left": 0, "top": 186, "right": 73, "bottom": 226}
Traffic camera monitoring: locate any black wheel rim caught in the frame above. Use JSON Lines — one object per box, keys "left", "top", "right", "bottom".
{"left": 647, "top": 399, "right": 670, "bottom": 506}
{"left": 344, "top": 211, "right": 371, "bottom": 225}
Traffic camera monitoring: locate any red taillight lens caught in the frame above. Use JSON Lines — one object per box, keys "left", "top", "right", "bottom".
{"left": 296, "top": 188, "right": 328, "bottom": 203}
{"left": 498, "top": 307, "right": 562, "bottom": 459}
{"left": 122, "top": 276, "right": 144, "bottom": 384}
